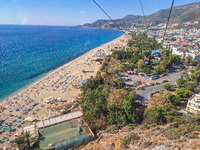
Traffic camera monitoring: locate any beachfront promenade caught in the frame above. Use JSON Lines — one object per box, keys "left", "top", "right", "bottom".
{"left": 0, "top": 32, "right": 130, "bottom": 148}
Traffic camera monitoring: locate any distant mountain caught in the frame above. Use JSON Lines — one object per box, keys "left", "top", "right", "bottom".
{"left": 77, "top": 2, "right": 200, "bottom": 29}
{"left": 146, "top": 2, "right": 200, "bottom": 26}
{"left": 76, "top": 15, "right": 142, "bottom": 29}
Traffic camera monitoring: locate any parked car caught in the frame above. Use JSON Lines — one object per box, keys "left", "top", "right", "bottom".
{"left": 140, "top": 73, "right": 144, "bottom": 77}
{"left": 136, "top": 81, "right": 142, "bottom": 84}
{"left": 141, "top": 87, "right": 145, "bottom": 90}
{"left": 150, "top": 75, "right": 158, "bottom": 80}
{"left": 143, "top": 76, "right": 148, "bottom": 79}
{"left": 126, "top": 76, "right": 131, "bottom": 81}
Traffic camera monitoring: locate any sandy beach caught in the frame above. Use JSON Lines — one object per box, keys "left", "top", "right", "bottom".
{"left": 0, "top": 31, "right": 130, "bottom": 147}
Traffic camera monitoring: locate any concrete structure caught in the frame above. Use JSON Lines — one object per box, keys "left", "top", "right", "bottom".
{"left": 186, "top": 94, "right": 200, "bottom": 114}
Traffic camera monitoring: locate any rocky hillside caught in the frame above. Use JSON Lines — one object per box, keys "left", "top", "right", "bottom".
{"left": 77, "top": 2, "right": 200, "bottom": 29}
{"left": 146, "top": 2, "right": 200, "bottom": 26}
{"left": 80, "top": 124, "right": 200, "bottom": 150}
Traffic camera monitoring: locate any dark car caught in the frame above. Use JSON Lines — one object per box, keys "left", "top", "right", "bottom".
{"left": 141, "top": 87, "right": 145, "bottom": 90}
{"left": 140, "top": 73, "right": 144, "bottom": 77}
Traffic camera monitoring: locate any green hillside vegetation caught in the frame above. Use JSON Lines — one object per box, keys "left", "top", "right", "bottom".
{"left": 79, "top": 34, "right": 200, "bottom": 138}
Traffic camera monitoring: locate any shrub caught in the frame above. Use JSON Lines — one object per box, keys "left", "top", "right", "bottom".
{"left": 170, "top": 122, "right": 179, "bottom": 128}
{"left": 150, "top": 93, "right": 154, "bottom": 98}
{"left": 144, "top": 141, "right": 152, "bottom": 148}
{"left": 161, "top": 124, "right": 196, "bottom": 140}
{"left": 121, "top": 133, "right": 140, "bottom": 147}
{"left": 162, "top": 80, "right": 168, "bottom": 83}
{"left": 105, "top": 125, "right": 119, "bottom": 133}
{"left": 150, "top": 83, "right": 155, "bottom": 86}
{"left": 163, "top": 83, "right": 172, "bottom": 90}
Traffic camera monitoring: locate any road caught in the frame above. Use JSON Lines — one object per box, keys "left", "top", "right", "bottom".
{"left": 136, "top": 67, "right": 184, "bottom": 103}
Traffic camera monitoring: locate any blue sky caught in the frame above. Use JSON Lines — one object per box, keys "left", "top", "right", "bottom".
{"left": 0, "top": 0, "right": 199, "bottom": 26}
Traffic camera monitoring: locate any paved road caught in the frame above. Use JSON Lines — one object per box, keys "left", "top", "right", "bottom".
{"left": 136, "top": 67, "right": 184, "bottom": 103}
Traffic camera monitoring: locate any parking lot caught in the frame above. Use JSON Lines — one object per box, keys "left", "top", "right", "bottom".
{"left": 123, "top": 67, "right": 183, "bottom": 103}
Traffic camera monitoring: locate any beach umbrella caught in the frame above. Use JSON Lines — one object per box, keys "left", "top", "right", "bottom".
{"left": 7, "top": 126, "right": 12, "bottom": 131}
{"left": 0, "top": 140, "right": 2, "bottom": 143}
{"left": 14, "top": 124, "right": 17, "bottom": 127}
{"left": 15, "top": 115, "right": 18, "bottom": 118}
{"left": 18, "top": 120, "right": 21, "bottom": 123}
{"left": 22, "top": 118, "right": 25, "bottom": 120}
{"left": 6, "top": 139, "right": 10, "bottom": 142}
{"left": 4, "top": 128, "right": 8, "bottom": 131}
{"left": 8, "top": 114, "right": 11, "bottom": 117}
{"left": 4, "top": 123, "right": 8, "bottom": 126}
{"left": 25, "top": 121, "right": 28, "bottom": 124}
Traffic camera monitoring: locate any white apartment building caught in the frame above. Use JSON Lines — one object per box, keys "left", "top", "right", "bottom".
{"left": 186, "top": 94, "right": 200, "bottom": 114}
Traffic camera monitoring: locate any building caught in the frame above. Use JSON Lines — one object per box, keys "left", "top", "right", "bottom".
{"left": 25, "top": 111, "right": 94, "bottom": 150}
{"left": 186, "top": 94, "right": 200, "bottom": 114}
{"left": 144, "top": 58, "right": 150, "bottom": 65}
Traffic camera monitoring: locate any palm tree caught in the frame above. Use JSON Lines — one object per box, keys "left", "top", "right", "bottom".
{"left": 24, "top": 131, "right": 31, "bottom": 149}
{"left": 15, "top": 131, "right": 37, "bottom": 150}
{"left": 15, "top": 136, "right": 26, "bottom": 150}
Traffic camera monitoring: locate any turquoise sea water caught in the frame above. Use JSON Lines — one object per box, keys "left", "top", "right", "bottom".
{"left": 0, "top": 25, "right": 123, "bottom": 100}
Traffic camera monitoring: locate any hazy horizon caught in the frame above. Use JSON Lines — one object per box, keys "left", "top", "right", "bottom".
{"left": 0, "top": 0, "right": 199, "bottom": 26}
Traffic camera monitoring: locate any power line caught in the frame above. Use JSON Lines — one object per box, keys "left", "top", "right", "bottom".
{"left": 139, "top": 0, "right": 148, "bottom": 31}
{"left": 162, "top": 0, "right": 175, "bottom": 41}
{"left": 92, "top": 0, "right": 121, "bottom": 30}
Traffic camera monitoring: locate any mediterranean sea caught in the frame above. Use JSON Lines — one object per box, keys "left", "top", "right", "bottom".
{"left": 0, "top": 25, "right": 123, "bottom": 100}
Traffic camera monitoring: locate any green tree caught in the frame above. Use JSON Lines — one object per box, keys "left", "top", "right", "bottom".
{"left": 193, "top": 70, "right": 200, "bottom": 81}
{"left": 190, "top": 60, "right": 196, "bottom": 66}
{"left": 15, "top": 131, "right": 36, "bottom": 150}
{"left": 15, "top": 136, "right": 26, "bottom": 150}
{"left": 179, "top": 64, "right": 185, "bottom": 70}
{"left": 144, "top": 107, "right": 165, "bottom": 125}
{"left": 185, "top": 55, "right": 193, "bottom": 65}
{"left": 163, "top": 84, "right": 172, "bottom": 90}
{"left": 137, "top": 59, "right": 144, "bottom": 70}
{"left": 183, "top": 82, "right": 196, "bottom": 91}
{"left": 175, "top": 88, "right": 193, "bottom": 98}
{"left": 196, "top": 64, "right": 200, "bottom": 70}
{"left": 142, "top": 67, "right": 151, "bottom": 75}
{"left": 164, "top": 92, "right": 181, "bottom": 105}
{"left": 184, "top": 73, "right": 190, "bottom": 81}
{"left": 176, "top": 79, "right": 186, "bottom": 87}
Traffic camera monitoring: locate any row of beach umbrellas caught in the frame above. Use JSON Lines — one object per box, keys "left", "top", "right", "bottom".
{"left": 0, "top": 138, "right": 10, "bottom": 143}
{"left": 0, "top": 117, "right": 29, "bottom": 143}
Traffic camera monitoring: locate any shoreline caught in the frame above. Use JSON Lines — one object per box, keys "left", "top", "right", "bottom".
{"left": 1, "top": 30, "right": 124, "bottom": 103}
{"left": 0, "top": 30, "right": 130, "bottom": 147}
